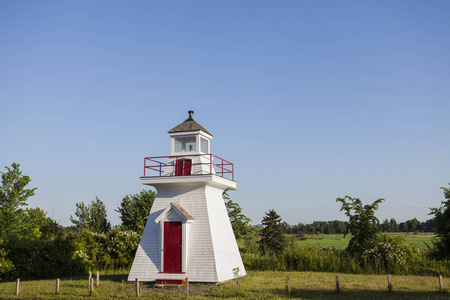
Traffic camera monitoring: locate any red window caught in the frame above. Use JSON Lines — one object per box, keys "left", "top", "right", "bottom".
{"left": 163, "top": 222, "right": 182, "bottom": 273}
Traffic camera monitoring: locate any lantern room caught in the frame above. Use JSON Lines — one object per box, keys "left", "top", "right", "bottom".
{"left": 142, "top": 111, "right": 234, "bottom": 180}
{"left": 169, "top": 110, "right": 212, "bottom": 155}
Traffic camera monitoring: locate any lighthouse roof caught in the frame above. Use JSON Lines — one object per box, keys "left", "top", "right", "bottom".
{"left": 168, "top": 111, "right": 212, "bottom": 136}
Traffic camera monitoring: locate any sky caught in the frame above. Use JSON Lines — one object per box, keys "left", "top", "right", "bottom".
{"left": 1, "top": 1, "right": 449, "bottom": 227}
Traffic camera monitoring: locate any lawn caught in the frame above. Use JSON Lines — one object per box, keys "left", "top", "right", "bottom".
{"left": 292, "top": 233, "right": 435, "bottom": 251}
{"left": 0, "top": 270, "right": 447, "bottom": 299}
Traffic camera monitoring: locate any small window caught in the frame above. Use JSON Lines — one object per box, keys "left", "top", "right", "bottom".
{"left": 174, "top": 137, "right": 196, "bottom": 152}
{"left": 201, "top": 138, "right": 209, "bottom": 153}
{"left": 175, "top": 140, "right": 183, "bottom": 152}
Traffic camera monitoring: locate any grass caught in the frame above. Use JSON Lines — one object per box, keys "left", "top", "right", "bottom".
{"left": 291, "top": 233, "right": 435, "bottom": 251}
{"left": 0, "top": 270, "right": 447, "bottom": 299}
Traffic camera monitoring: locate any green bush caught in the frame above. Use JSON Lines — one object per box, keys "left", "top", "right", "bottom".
{"left": 241, "top": 241, "right": 450, "bottom": 276}
{"left": 361, "top": 233, "right": 422, "bottom": 274}
{"left": 0, "top": 247, "right": 13, "bottom": 281}
{"left": 2, "top": 236, "right": 86, "bottom": 280}
{"left": 1, "top": 228, "right": 141, "bottom": 281}
{"left": 72, "top": 228, "right": 140, "bottom": 270}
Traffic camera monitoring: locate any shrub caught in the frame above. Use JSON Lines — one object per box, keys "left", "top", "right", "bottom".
{"left": 72, "top": 228, "right": 140, "bottom": 270}
{"left": 3, "top": 236, "right": 86, "bottom": 280}
{"left": 241, "top": 239, "right": 450, "bottom": 276}
{"left": 106, "top": 229, "right": 140, "bottom": 269}
{"left": 361, "top": 233, "right": 422, "bottom": 274}
{"left": 0, "top": 247, "right": 13, "bottom": 281}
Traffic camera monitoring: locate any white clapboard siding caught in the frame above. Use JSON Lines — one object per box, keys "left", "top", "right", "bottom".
{"left": 128, "top": 177, "right": 244, "bottom": 282}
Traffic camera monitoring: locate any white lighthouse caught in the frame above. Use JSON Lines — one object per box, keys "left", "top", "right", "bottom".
{"left": 128, "top": 111, "right": 246, "bottom": 283}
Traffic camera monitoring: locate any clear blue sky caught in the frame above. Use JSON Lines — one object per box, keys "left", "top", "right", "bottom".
{"left": 1, "top": 1, "right": 449, "bottom": 226}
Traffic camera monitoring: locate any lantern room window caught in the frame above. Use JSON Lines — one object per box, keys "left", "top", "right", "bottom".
{"left": 200, "top": 137, "right": 209, "bottom": 153}
{"left": 174, "top": 137, "right": 196, "bottom": 153}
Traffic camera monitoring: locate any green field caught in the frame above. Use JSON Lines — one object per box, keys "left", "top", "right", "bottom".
{"left": 0, "top": 270, "right": 447, "bottom": 299}
{"left": 291, "top": 233, "right": 435, "bottom": 252}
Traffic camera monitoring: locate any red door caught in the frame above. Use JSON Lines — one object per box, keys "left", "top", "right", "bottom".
{"left": 163, "top": 222, "right": 182, "bottom": 273}
{"left": 175, "top": 159, "right": 192, "bottom": 176}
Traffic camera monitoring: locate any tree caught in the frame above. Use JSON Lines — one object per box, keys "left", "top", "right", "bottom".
{"left": 0, "top": 163, "right": 37, "bottom": 239}
{"left": 258, "top": 209, "right": 286, "bottom": 255}
{"left": 429, "top": 183, "right": 450, "bottom": 260}
{"left": 336, "top": 196, "right": 384, "bottom": 255}
{"left": 70, "top": 197, "right": 111, "bottom": 233}
{"left": 223, "top": 189, "right": 251, "bottom": 239}
{"left": 406, "top": 218, "right": 421, "bottom": 232}
{"left": 20, "top": 207, "right": 57, "bottom": 240}
{"left": 116, "top": 189, "right": 156, "bottom": 235}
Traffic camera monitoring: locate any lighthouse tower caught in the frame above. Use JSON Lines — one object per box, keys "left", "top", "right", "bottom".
{"left": 128, "top": 111, "right": 246, "bottom": 283}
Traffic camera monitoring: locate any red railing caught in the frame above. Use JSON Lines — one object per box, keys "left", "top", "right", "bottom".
{"left": 143, "top": 154, "right": 234, "bottom": 181}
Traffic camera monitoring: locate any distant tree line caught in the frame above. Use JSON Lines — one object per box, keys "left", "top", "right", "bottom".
{"left": 284, "top": 218, "right": 436, "bottom": 235}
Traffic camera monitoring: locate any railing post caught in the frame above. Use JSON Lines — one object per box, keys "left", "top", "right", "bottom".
{"left": 210, "top": 154, "right": 212, "bottom": 175}
{"left": 232, "top": 163, "right": 234, "bottom": 181}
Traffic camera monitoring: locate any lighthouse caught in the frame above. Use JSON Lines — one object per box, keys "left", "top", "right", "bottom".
{"left": 128, "top": 111, "right": 246, "bottom": 283}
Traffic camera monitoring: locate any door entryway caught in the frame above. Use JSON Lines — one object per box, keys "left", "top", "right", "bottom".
{"left": 163, "top": 221, "right": 182, "bottom": 273}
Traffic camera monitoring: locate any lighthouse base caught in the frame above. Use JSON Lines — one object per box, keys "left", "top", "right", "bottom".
{"left": 128, "top": 176, "right": 245, "bottom": 283}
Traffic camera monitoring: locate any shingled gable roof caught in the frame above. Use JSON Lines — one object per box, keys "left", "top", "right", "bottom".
{"left": 168, "top": 111, "right": 212, "bottom": 136}
{"left": 155, "top": 202, "right": 194, "bottom": 223}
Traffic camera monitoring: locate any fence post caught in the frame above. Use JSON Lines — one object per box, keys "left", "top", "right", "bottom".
{"left": 287, "top": 275, "right": 291, "bottom": 296}
{"left": 15, "top": 278, "right": 20, "bottom": 296}
{"left": 88, "top": 270, "right": 92, "bottom": 286}
{"left": 135, "top": 278, "right": 140, "bottom": 297}
{"left": 335, "top": 275, "right": 339, "bottom": 292}
{"left": 387, "top": 274, "right": 392, "bottom": 292}
{"left": 89, "top": 278, "right": 94, "bottom": 295}
{"left": 185, "top": 277, "right": 189, "bottom": 297}
{"left": 439, "top": 275, "right": 444, "bottom": 293}
{"left": 96, "top": 271, "right": 99, "bottom": 287}
{"left": 237, "top": 280, "right": 240, "bottom": 293}
{"left": 56, "top": 278, "right": 60, "bottom": 294}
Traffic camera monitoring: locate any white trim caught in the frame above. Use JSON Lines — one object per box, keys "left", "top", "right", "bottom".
{"left": 169, "top": 130, "right": 213, "bottom": 140}
{"left": 141, "top": 174, "right": 236, "bottom": 190}
{"left": 155, "top": 203, "right": 193, "bottom": 223}
{"left": 155, "top": 204, "right": 193, "bottom": 274}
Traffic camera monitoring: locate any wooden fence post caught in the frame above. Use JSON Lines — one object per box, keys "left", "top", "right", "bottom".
{"left": 387, "top": 274, "right": 392, "bottom": 292}
{"left": 135, "top": 278, "right": 140, "bottom": 297}
{"left": 89, "top": 278, "right": 94, "bottom": 295}
{"left": 439, "top": 275, "right": 444, "bottom": 293}
{"left": 88, "top": 271, "right": 92, "bottom": 286}
{"left": 15, "top": 278, "right": 20, "bottom": 296}
{"left": 185, "top": 277, "right": 189, "bottom": 298}
{"left": 96, "top": 271, "right": 99, "bottom": 287}
{"left": 56, "top": 278, "right": 60, "bottom": 294}
{"left": 237, "top": 280, "right": 240, "bottom": 293}
{"left": 287, "top": 275, "right": 291, "bottom": 296}
{"left": 335, "top": 275, "right": 339, "bottom": 292}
